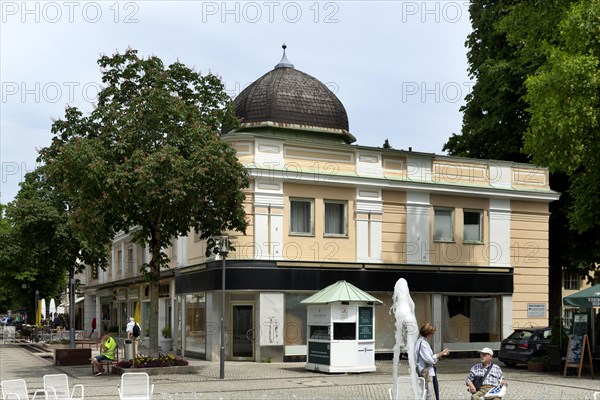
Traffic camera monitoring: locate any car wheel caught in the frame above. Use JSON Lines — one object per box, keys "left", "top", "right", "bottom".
{"left": 503, "top": 361, "right": 517, "bottom": 367}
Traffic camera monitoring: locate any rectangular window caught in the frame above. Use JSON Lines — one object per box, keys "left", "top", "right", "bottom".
{"left": 434, "top": 209, "right": 453, "bottom": 242}
{"left": 117, "top": 250, "right": 123, "bottom": 275}
{"left": 324, "top": 201, "right": 347, "bottom": 236}
{"left": 127, "top": 247, "right": 134, "bottom": 276}
{"left": 290, "top": 198, "right": 314, "bottom": 235}
{"left": 171, "top": 237, "right": 177, "bottom": 259}
{"left": 333, "top": 322, "right": 356, "bottom": 340}
{"left": 463, "top": 210, "right": 483, "bottom": 243}
{"left": 285, "top": 294, "right": 308, "bottom": 347}
{"left": 309, "top": 326, "right": 330, "bottom": 340}
{"left": 185, "top": 293, "right": 206, "bottom": 355}
{"left": 564, "top": 273, "right": 580, "bottom": 290}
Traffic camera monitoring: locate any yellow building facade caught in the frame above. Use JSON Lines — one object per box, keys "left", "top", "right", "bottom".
{"left": 83, "top": 49, "right": 558, "bottom": 362}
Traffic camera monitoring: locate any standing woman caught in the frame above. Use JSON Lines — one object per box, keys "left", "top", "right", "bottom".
{"left": 415, "top": 322, "right": 450, "bottom": 400}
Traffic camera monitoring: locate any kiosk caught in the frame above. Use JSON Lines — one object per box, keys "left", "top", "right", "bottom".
{"left": 301, "top": 280, "right": 382, "bottom": 373}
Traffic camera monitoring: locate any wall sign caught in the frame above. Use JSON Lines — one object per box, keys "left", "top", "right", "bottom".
{"left": 358, "top": 307, "right": 373, "bottom": 340}
{"left": 572, "top": 313, "right": 588, "bottom": 335}
{"left": 308, "top": 341, "right": 330, "bottom": 365}
{"left": 527, "top": 303, "right": 546, "bottom": 318}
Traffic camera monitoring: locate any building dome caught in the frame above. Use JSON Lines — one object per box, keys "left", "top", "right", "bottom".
{"left": 226, "top": 45, "right": 354, "bottom": 144}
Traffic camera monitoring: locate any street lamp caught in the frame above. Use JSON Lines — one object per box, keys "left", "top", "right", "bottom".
{"left": 218, "top": 233, "right": 229, "bottom": 380}
{"left": 21, "top": 284, "right": 27, "bottom": 325}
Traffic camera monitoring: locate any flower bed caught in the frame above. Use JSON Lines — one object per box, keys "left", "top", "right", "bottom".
{"left": 117, "top": 354, "right": 189, "bottom": 368}
{"left": 114, "top": 354, "right": 196, "bottom": 376}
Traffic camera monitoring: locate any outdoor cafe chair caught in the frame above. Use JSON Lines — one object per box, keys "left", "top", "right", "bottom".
{"left": 1, "top": 378, "right": 47, "bottom": 399}
{"left": 43, "top": 374, "right": 84, "bottom": 400}
{"left": 117, "top": 372, "right": 153, "bottom": 400}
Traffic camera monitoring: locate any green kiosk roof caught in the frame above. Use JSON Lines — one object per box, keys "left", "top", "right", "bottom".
{"left": 300, "top": 280, "right": 383, "bottom": 305}
{"left": 563, "top": 284, "right": 600, "bottom": 308}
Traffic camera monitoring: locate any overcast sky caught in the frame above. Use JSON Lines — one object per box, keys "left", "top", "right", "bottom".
{"left": 1, "top": 0, "right": 473, "bottom": 205}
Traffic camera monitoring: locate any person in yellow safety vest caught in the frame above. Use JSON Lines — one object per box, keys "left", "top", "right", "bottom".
{"left": 91, "top": 331, "right": 116, "bottom": 376}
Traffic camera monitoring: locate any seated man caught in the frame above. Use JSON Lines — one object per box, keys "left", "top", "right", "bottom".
{"left": 466, "top": 347, "right": 507, "bottom": 400}
{"left": 91, "top": 331, "right": 116, "bottom": 376}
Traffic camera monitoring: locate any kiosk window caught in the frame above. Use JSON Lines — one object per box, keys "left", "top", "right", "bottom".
{"left": 333, "top": 323, "right": 356, "bottom": 340}
{"left": 310, "top": 326, "right": 330, "bottom": 340}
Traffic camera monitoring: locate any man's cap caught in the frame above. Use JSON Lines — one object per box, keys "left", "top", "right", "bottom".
{"left": 478, "top": 347, "right": 493, "bottom": 356}
{"left": 129, "top": 317, "right": 134, "bottom": 321}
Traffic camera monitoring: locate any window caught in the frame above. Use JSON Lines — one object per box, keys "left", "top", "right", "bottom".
{"left": 333, "top": 322, "right": 356, "bottom": 340}
{"left": 290, "top": 198, "right": 314, "bottom": 235}
{"left": 434, "top": 208, "right": 453, "bottom": 242}
{"left": 463, "top": 210, "right": 483, "bottom": 243}
{"left": 171, "top": 237, "right": 177, "bottom": 259}
{"left": 117, "top": 250, "right": 123, "bottom": 275}
{"left": 324, "top": 200, "right": 347, "bottom": 236}
{"left": 564, "top": 273, "right": 580, "bottom": 290}
{"left": 309, "top": 326, "right": 330, "bottom": 340}
{"left": 127, "top": 247, "right": 134, "bottom": 275}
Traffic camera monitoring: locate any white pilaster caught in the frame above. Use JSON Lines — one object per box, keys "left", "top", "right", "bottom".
{"left": 254, "top": 139, "right": 284, "bottom": 170}
{"left": 177, "top": 235, "right": 188, "bottom": 268}
{"left": 120, "top": 241, "right": 126, "bottom": 279}
{"left": 406, "top": 155, "right": 432, "bottom": 182}
{"left": 356, "top": 151, "right": 384, "bottom": 178}
{"left": 254, "top": 180, "right": 284, "bottom": 260}
{"left": 489, "top": 199, "right": 511, "bottom": 267}
{"left": 355, "top": 188, "right": 382, "bottom": 262}
{"left": 406, "top": 191, "right": 431, "bottom": 264}
{"left": 489, "top": 161, "right": 513, "bottom": 189}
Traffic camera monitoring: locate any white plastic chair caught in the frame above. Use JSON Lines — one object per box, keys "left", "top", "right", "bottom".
{"left": 1, "top": 379, "right": 47, "bottom": 399}
{"left": 118, "top": 372, "right": 153, "bottom": 400}
{"left": 388, "top": 376, "right": 426, "bottom": 400}
{"left": 593, "top": 392, "right": 600, "bottom": 400}
{"left": 43, "top": 374, "right": 84, "bottom": 400}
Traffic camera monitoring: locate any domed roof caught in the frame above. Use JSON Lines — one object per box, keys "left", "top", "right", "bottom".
{"left": 227, "top": 45, "right": 354, "bottom": 143}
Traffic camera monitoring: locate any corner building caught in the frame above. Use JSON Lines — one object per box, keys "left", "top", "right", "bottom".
{"left": 84, "top": 49, "right": 559, "bottom": 363}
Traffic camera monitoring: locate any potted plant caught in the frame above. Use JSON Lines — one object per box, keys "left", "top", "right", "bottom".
{"left": 547, "top": 316, "right": 568, "bottom": 371}
{"left": 528, "top": 355, "right": 550, "bottom": 372}
{"left": 160, "top": 326, "right": 173, "bottom": 351}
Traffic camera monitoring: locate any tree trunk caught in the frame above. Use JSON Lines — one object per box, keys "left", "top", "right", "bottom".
{"left": 149, "top": 277, "right": 159, "bottom": 356}
{"left": 148, "top": 232, "right": 162, "bottom": 357}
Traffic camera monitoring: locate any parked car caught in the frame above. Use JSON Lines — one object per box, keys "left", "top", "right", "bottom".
{"left": 498, "top": 326, "right": 552, "bottom": 367}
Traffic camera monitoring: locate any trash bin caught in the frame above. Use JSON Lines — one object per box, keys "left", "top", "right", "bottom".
{"left": 124, "top": 339, "right": 134, "bottom": 360}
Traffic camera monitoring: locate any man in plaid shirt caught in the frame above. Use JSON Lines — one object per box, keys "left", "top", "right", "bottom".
{"left": 466, "top": 347, "right": 507, "bottom": 399}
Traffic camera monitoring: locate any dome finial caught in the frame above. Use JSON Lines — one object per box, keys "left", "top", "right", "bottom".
{"left": 274, "top": 43, "right": 294, "bottom": 69}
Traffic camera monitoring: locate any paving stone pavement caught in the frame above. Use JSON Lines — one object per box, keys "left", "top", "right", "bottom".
{"left": 2, "top": 344, "right": 600, "bottom": 399}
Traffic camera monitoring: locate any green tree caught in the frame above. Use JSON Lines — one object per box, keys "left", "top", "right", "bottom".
{"left": 0, "top": 204, "right": 17, "bottom": 311}
{"left": 444, "top": 0, "right": 599, "bottom": 318}
{"left": 502, "top": 0, "right": 600, "bottom": 282}
{"left": 2, "top": 170, "right": 108, "bottom": 344}
{"left": 523, "top": 0, "right": 600, "bottom": 233}
{"left": 443, "top": 0, "right": 531, "bottom": 163}
{"left": 39, "top": 49, "right": 249, "bottom": 356}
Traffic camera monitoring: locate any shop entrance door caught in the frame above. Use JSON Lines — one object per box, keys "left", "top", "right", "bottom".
{"left": 231, "top": 304, "right": 254, "bottom": 360}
